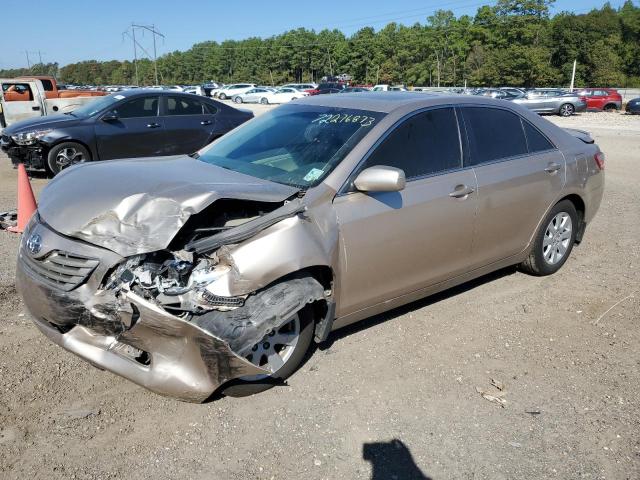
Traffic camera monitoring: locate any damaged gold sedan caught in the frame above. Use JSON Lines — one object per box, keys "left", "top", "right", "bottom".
{"left": 17, "top": 93, "right": 604, "bottom": 401}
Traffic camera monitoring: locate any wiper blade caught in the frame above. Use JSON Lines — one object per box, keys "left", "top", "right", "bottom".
{"left": 189, "top": 152, "right": 200, "bottom": 159}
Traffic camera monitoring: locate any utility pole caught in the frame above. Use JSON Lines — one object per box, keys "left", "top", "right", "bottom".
{"left": 123, "top": 24, "right": 140, "bottom": 85}
{"left": 132, "top": 23, "right": 165, "bottom": 85}
{"left": 569, "top": 59, "right": 577, "bottom": 92}
{"left": 38, "top": 50, "right": 43, "bottom": 64}
{"left": 25, "top": 51, "right": 31, "bottom": 69}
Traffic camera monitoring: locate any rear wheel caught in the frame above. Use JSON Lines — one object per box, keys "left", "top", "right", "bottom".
{"left": 221, "top": 308, "right": 314, "bottom": 397}
{"left": 603, "top": 103, "right": 617, "bottom": 112}
{"left": 46, "top": 142, "right": 91, "bottom": 176}
{"left": 219, "top": 93, "right": 227, "bottom": 100}
{"left": 520, "top": 200, "right": 578, "bottom": 276}
{"left": 260, "top": 97, "right": 269, "bottom": 105}
{"left": 233, "top": 96, "right": 242, "bottom": 104}
{"left": 559, "top": 103, "right": 575, "bottom": 117}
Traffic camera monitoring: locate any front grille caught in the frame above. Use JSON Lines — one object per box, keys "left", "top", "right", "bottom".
{"left": 21, "top": 249, "right": 99, "bottom": 291}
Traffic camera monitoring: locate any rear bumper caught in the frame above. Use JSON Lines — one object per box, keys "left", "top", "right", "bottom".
{"left": 16, "top": 220, "right": 267, "bottom": 402}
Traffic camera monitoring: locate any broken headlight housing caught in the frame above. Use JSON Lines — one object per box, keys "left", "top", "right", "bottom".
{"left": 11, "top": 129, "right": 53, "bottom": 146}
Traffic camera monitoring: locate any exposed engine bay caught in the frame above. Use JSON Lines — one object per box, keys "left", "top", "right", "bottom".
{"left": 96, "top": 196, "right": 328, "bottom": 362}
{"left": 103, "top": 249, "right": 245, "bottom": 317}
{"left": 101, "top": 198, "right": 304, "bottom": 317}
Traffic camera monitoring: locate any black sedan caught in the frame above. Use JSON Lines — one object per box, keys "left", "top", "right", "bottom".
{"left": 626, "top": 97, "right": 640, "bottom": 114}
{"left": 1, "top": 90, "right": 253, "bottom": 175}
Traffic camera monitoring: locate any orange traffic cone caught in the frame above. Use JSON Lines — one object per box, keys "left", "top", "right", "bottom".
{"left": 7, "top": 163, "right": 37, "bottom": 234}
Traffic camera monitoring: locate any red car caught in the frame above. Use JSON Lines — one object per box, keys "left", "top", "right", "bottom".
{"left": 576, "top": 88, "right": 622, "bottom": 112}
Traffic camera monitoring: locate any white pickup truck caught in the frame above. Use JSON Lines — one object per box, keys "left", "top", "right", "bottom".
{"left": 0, "top": 78, "right": 100, "bottom": 129}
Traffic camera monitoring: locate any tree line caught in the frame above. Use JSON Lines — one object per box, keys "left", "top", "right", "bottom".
{"left": 2, "top": 1, "right": 639, "bottom": 88}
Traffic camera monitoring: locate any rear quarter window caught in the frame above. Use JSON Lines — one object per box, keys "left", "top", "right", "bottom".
{"left": 523, "top": 121, "right": 555, "bottom": 153}
{"left": 462, "top": 107, "right": 528, "bottom": 165}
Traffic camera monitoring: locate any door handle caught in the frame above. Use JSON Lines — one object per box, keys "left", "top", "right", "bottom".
{"left": 146, "top": 123, "right": 160, "bottom": 128}
{"left": 200, "top": 120, "right": 212, "bottom": 125}
{"left": 32, "top": 106, "right": 40, "bottom": 111}
{"left": 545, "top": 162, "right": 561, "bottom": 173}
{"left": 449, "top": 185, "right": 475, "bottom": 199}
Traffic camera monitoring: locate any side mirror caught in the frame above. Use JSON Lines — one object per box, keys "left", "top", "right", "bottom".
{"left": 354, "top": 166, "right": 406, "bottom": 193}
{"left": 102, "top": 112, "right": 118, "bottom": 122}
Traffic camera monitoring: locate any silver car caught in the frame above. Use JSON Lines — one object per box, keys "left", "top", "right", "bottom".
{"left": 511, "top": 89, "right": 587, "bottom": 116}
{"left": 17, "top": 93, "right": 604, "bottom": 401}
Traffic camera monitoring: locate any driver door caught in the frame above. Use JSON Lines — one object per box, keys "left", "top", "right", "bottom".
{"left": 333, "top": 107, "right": 477, "bottom": 318}
{"left": 94, "top": 95, "right": 165, "bottom": 160}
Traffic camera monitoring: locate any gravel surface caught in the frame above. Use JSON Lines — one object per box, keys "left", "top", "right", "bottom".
{"left": 1, "top": 111, "right": 639, "bottom": 479}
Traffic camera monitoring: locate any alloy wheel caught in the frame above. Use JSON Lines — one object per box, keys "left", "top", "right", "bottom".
{"left": 542, "top": 212, "right": 573, "bottom": 265}
{"left": 560, "top": 104, "right": 574, "bottom": 117}
{"left": 243, "top": 314, "right": 300, "bottom": 378}
{"left": 56, "top": 147, "right": 85, "bottom": 170}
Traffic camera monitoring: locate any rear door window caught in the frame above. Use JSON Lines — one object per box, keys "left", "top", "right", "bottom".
{"left": 462, "top": 107, "right": 528, "bottom": 166}
{"left": 363, "top": 107, "right": 462, "bottom": 179}
{"left": 166, "top": 96, "right": 204, "bottom": 115}
{"left": 40, "top": 79, "right": 54, "bottom": 91}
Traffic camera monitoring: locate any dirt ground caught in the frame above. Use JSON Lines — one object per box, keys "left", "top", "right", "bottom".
{"left": 0, "top": 110, "right": 639, "bottom": 480}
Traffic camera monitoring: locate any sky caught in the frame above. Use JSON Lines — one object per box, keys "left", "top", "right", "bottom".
{"left": 0, "top": 0, "right": 630, "bottom": 69}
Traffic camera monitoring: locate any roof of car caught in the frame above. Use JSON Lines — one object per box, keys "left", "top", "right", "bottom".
{"left": 294, "top": 91, "right": 502, "bottom": 113}
{"left": 108, "top": 89, "right": 209, "bottom": 98}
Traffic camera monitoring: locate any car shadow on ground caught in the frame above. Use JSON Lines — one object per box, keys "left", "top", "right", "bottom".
{"left": 363, "top": 439, "right": 432, "bottom": 480}
{"left": 319, "top": 265, "right": 518, "bottom": 350}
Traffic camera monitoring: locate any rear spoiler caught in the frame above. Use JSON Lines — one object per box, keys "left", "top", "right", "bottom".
{"left": 564, "top": 128, "right": 594, "bottom": 144}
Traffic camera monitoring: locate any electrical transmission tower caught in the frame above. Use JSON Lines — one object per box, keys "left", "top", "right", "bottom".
{"left": 123, "top": 23, "right": 165, "bottom": 86}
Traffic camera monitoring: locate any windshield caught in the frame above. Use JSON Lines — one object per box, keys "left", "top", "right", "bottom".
{"left": 70, "top": 94, "right": 120, "bottom": 117}
{"left": 197, "top": 104, "right": 385, "bottom": 189}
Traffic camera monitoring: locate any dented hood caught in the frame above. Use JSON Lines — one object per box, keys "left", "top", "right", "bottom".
{"left": 37, "top": 155, "right": 299, "bottom": 257}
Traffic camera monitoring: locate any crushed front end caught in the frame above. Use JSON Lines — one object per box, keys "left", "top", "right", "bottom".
{"left": 1, "top": 133, "right": 46, "bottom": 169}
{"left": 16, "top": 216, "right": 273, "bottom": 402}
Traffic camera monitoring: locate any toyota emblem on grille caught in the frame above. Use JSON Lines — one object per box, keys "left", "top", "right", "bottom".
{"left": 26, "top": 233, "right": 42, "bottom": 255}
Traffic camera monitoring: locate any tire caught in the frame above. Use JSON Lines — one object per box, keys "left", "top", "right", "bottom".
{"left": 260, "top": 97, "right": 269, "bottom": 105}
{"left": 221, "top": 308, "right": 314, "bottom": 397}
{"left": 47, "top": 142, "right": 91, "bottom": 176}
{"left": 559, "top": 103, "right": 575, "bottom": 117}
{"left": 603, "top": 104, "right": 617, "bottom": 112}
{"left": 233, "top": 96, "right": 242, "bottom": 104}
{"left": 219, "top": 93, "right": 227, "bottom": 100}
{"left": 520, "top": 199, "right": 578, "bottom": 276}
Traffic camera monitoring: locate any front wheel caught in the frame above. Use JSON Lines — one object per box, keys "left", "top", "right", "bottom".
{"left": 46, "top": 142, "right": 91, "bottom": 176}
{"left": 559, "top": 103, "right": 575, "bottom": 117}
{"left": 221, "top": 308, "right": 314, "bottom": 397}
{"left": 233, "top": 96, "right": 242, "bottom": 104}
{"left": 520, "top": 200, "right": 578, "bottom": 276}
{"left": 219, "top": 93, "right": 227, "bottom": 100}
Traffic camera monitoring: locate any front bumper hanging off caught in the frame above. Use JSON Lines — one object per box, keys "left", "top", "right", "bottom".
{"left": 24, "top": 289, "right": 268, "bottom": 402}
{"left": 16, "top": 220, "right": 269, "bottom": 402}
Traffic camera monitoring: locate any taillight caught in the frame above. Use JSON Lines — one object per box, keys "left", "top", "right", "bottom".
{"left": 579, "top": 96, "right": 587, "bottom": 102}
{"left": 594, "top": 151, "right": 605, "bottom": 170}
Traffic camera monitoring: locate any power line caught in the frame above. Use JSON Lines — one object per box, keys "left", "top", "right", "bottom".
{"left": 123, "top": 23, "right": 166, "bottom": 85}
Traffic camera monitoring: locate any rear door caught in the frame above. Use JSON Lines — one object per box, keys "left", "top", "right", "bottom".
{"left": 461, "top": 106, "right": 565, "bottom": 267}
{"left": 160, "top": 95, "right": 217, "bottom": 154}
{"left": 94, "top": 95, "right": 164, "bottom": 159}
{"left": 334, "top": 107, "right": 477, "bottom": 316}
